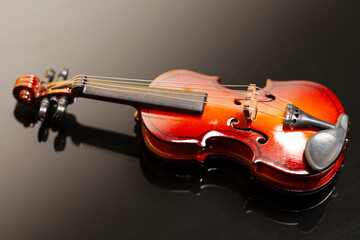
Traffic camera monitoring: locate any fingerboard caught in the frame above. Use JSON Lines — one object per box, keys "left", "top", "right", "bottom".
{"left": 73, "top": 83, "right": 207, "bottom": 115}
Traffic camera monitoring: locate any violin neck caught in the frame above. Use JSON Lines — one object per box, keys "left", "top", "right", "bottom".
{"left": 72, "top": 81, "right": 207, "bottom": 115}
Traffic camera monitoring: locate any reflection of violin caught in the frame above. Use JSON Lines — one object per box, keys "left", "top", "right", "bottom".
{"left": 13, "top": 102, "right": 338, "bottom": 232}
{"left": 13, "top": 68, "right": 350, "bottom": 193}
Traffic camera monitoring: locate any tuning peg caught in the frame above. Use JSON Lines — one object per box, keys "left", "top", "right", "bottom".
{"left": 38, "top": 98, "right": 51, "bottom": 121}
{"left": 54, "top": 96, "right": 68, "bottom": 120}
{"left": 38, "top": 68, "right": 56, "bottom": 121}
{"left": 41, "top": 68, "right": 56, "bottom": 85}
{"left": 57, "top": 68, "right": 69, "bottom": 80}
{"left": 52, "top": 67, "right": 70, "bottom": 120}
{"left": 50, "top": 67, "right": 69, "bottom": 105}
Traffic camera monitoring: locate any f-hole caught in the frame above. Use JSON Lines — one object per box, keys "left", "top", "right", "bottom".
{"left": 265, "top": 93, "right": 276, "bottom": 101}
{"left": 230, "top": 118, "right": 269, "bottom": 144}
{"left": 255, "top": 93, "right": 276, "bottom": 102}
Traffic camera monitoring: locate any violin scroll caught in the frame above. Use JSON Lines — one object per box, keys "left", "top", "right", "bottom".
{"left": 13, "top": 68, "right": 75, "bottom": 121}
{"left": 13, "top": 75, "right": 40, "bottom": 104}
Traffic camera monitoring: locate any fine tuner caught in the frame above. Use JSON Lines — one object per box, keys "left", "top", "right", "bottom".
{"left": 13, "top": 68, "right": 350, "bottom": 193}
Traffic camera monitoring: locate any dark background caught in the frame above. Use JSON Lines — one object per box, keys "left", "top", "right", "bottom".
{"left": 1, "top": 0, "right": 359, "bottom": 239}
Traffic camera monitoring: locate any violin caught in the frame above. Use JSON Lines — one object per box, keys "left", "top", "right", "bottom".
{"left": 13, "top": 68, "right": 350, "bottom": 193}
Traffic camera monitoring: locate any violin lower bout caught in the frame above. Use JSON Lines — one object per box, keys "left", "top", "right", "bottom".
{"left": 141, "top": 124, "right": 345, "bottom": 193}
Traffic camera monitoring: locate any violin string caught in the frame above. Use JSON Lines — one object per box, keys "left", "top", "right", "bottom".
{"left": 85, "top": 74, "right": 251, "bottom": 88}
{"left": 73, "top": 79, "right": 289, "bottom": 113}
{"left": 84, "top": 74, "right": 295, "bottom": 106}
{"left": 46, "top": 77, "right": 290, "bottom": 114}
{"left": 72, "top": 76, "right": 252, "bottom": 93}
{"left": 84, "top": 84, "right": 286, "bottom": 120}
{"left": 44, "top": 77, "right": 291, "bottom": 118}
{"left": 71, "top": 75, "right": 292, "bottom": 109}
{"left": 69, "top": 80, "right": 286, "bottom": 120}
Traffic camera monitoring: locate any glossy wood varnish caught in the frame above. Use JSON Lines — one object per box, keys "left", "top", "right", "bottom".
{"left": 140, "top": 70, "right": 346, "bottom": 193}
{"left": 13, "top": 69, "right": 347, "bottom": 193}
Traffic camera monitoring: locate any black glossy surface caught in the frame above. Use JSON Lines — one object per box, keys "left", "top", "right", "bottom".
{"left": 1, "top": 1, "right": 359, "bottom": 239}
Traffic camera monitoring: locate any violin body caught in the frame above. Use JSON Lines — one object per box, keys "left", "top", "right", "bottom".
{"left": 13, "top": 69, "right": 349, "bottom": 193}
{"left": 141, "top": 70, "right": 346, "bottom": 192}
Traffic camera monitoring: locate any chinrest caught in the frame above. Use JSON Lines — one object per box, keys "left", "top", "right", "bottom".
{"left": 305, "top": 114, "right": 349, "bottom": 171}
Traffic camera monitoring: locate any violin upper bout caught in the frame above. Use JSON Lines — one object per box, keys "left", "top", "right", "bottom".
{"left": 151, "top": 69, "right": 221, "bottom": 87}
